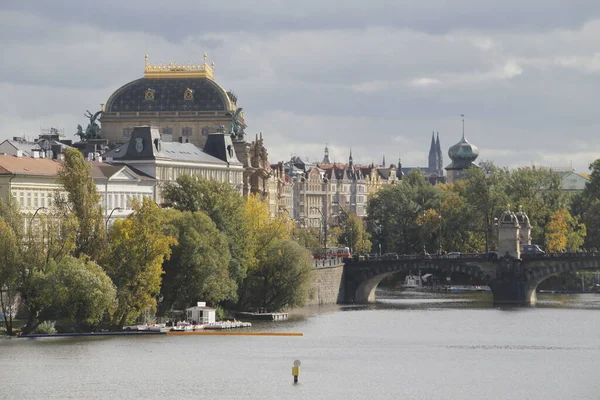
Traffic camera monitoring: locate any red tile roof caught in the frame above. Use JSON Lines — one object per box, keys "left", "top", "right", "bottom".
{"left": 0, "top": 155, "right": 62, "bottom": 176}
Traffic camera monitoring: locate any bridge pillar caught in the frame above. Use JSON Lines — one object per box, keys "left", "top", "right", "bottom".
{"left": 489, "top": 257, "right": 537, "bottom": 305}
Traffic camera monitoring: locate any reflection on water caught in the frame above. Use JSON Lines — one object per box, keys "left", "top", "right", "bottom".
{"left": 2, "top": 289, "right": 600, "bottom": 400}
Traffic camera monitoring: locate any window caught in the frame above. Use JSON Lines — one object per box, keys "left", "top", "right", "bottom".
{"left": 26, "top": 192, "right": 31, "bottom": 208}
{"left": 123, "top": 128, "right": 133, "bottom": 138}
{"left": 162, "top": 127, "right": 173, "bottom": 136}
{"left": 182, "top": 127, "right": 192, "bottom": 136}
{"left": 202, "top": 128, "right": 209, "bottom": 136}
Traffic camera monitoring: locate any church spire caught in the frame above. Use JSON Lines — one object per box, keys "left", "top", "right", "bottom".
{"left": 382, "top": 154, "right": 386, "bottom": 167}
{"left": 348, "top": 148, "right": 353, "bottom": 168}
{"left": 322, "top": 143, "right": 331, "bottom": 164}
{"left": 436, "top": 132, "right": 443, "bottom": 175}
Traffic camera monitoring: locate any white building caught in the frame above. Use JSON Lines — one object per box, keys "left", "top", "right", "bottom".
{"left": 102, "top": 126, "right": 244, "bottom": 203}
{"left": 558, "top": 170, "right": 589, "bottom": 192}
{"left": 90, "top": 163, "right": 156, "bottom": 227}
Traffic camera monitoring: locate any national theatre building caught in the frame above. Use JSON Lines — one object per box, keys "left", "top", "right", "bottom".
{"left": 100, "top": 53, "right": 245, "bottom": 148}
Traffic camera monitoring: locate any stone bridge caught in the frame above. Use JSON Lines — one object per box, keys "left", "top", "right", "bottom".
{"left": 343, "top": 253, "right": 600, "bottom": 305}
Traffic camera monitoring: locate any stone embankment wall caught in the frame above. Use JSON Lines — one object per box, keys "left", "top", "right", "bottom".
{"left": 305, "top": 261, "right": 345, "bottom": 306}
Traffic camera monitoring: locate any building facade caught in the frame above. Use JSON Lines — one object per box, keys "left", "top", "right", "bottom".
{"left": 102, "top": 126, "right": 244, "bottom": 204}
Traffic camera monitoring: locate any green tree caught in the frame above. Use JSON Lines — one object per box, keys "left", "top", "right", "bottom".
{"left": 44, "top": 256, "right": 117, "bottom": 332}
{"left": 337, "top": 212, "right": 372, "bottom": 254}
{"left": 506, "top": 167, "right": 564, "bottom": 245}
{"left": 161, "top": 210, "right": 235, "bottom": 310}
{"left": 162, "top": 175, "right": 251, "bottom": 293}
{"left": 240, "top": 240, "right": 314, "bottom": 312}
{"left": 56, "top": 147, "right": 106, "bottom": 260}
{"left": 366, "top": 181, "right": 422, "bottom": 254}
{"left": 0, "top": 215, "right": 20, "bottom": 335}
{"left": 462, "top": 167, "right": 509, "bottom": 252}
{"left": 291, "top": 226, "right": 322, "bottom": 253}
{"left": 103, "top": 199, "right": 176, "bottom": 328}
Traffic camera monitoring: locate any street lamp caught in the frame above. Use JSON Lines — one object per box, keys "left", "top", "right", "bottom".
{"left": 30, "top": 207, "right": 47, "bottom": 225}
{"left": 106, "top": 207, "right": 123, "bottom": 229}
{"left": 438, "top": 212, "right": 442, "bottom": 255}
{"left": 310, "top": 207, "right": 327, "bottom": 248}
{"left": 29, "top": 207, "right": 47, "bottom": 237}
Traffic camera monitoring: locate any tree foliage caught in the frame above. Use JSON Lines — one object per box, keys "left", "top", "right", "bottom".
{"left": 56, "top": 147, "right": 106, "bottom": 260}
{"left": 103, "top": 199, "right": 176, "bottom": 327}
{"left": 337, "top": 212, "right": 372, "bottom": 254}
{"left": 161, "top": 210, "right": 235, "bottom": 310}
{"left": 44, "top": 256, "right": 116, "bottom": 331}
{"left": 240, "top": 240, "right": 314, "bottom": 312}
{"left": 0, "top": 209, "right": 20, "bottom": 335}
{"left": 162, "top": 175, "right": 251, "bottom": 289}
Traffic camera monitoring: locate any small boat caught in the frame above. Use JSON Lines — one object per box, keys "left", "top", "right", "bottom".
{"left": 400, "top": 274, "right": 423, "bottom": 290}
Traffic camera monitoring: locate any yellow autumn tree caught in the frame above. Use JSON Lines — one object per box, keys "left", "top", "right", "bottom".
{"left": 243, "top": 195, "right": 293, "bottom": 272}
{"left": 238, "top": 195, "right": 293, "bottom": 308}
{"left": 545, "top": 208, "right": 586, "bottom": 252}
{"left": 103, "top": 198, "right": 177, "bottom": 328}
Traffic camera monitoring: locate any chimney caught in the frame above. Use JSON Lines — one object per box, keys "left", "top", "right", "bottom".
{"left": 32, "top": 149, "right": 40, "bottom": 159}
{"left": 97, "top": 155, "right": 103, "bottom": 163}
{"left": 16, "top": 150, "right": 23, "bottom": 158}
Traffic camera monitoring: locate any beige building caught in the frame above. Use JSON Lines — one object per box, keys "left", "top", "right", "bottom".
{"left": 100, "top": 54, "right": 245, "bottom": 149}
{"left": 0, "top": 155, "right": 156, "bottom": 228}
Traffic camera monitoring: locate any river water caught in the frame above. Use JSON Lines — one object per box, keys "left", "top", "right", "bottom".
{"left": 2, "top": 290, "right": 600, "bottom": 400}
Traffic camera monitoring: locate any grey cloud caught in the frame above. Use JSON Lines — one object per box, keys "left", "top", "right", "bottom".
{"left": 4, "top": 0, "right": 600, "bottom": 39}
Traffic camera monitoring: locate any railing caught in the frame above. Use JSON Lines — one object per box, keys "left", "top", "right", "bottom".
{"left": 313, "top": 258, "right": 344, "bottom": 268}
{"left": 347, "top": 251, "right": 600, "bottom": 264}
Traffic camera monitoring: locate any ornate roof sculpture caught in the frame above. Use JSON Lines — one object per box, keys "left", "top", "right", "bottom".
{"left": 104, "top": 53, "right": 233, "bottom": 113}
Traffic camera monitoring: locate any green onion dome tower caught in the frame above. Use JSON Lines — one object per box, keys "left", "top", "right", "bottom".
{"left": 445, "top": 115, "right": 480, "bottom": 183}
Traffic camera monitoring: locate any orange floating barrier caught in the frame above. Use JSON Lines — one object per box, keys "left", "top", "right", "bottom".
{"left": 166, "top": 331, "right": 303, "bottom": 336}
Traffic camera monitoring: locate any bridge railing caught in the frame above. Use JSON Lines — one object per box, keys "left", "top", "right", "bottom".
{"left": 349, "top": 251, "right": 600, "bottom": 263}
{"left": 313, "top": 258, "right": 344, "bottom": 268}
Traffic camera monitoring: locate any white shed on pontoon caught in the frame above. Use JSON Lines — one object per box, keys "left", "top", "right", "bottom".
{"left": 185, "top": 302, "right": 216, "bottom": 324}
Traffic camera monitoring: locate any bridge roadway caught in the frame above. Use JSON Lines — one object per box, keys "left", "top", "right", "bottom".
{"left": 343, "top": 252, "right": 600, "bottom": 305}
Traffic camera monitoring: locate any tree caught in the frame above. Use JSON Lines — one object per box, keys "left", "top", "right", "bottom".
{"left": 545, "top": 208, "right": 586, "bottom": 252}
{"left": 244, "top": 195, "right": 292, "bottom": 269}
{"left": 337, "top": 212, "right": 372, "bottom": 254}
{"left": 162, "top": 175, "right": 251, "bottom": 293}
{"left": 240, "top": 240, "right": 314, "bottom": 312}
{"left": 161, "top": 210, "right": 235, "bottom": 310}
{"left": 43, "top": 256, "right": 117, "bottom": 332}
{"left": 103, "top": 199, "right": 176, "bottom": 328}
{"left": 462, "top": 167, "right": 509, "bottom": 252}
{"left": 506, "top": 167, "right": 565, "bottom": 245}
{"left": 0, "top": 216, "right": 19, "bottom": 335}
{"left": 291, "top": 226, "right": 322, "bottom": 253}
{"left": 366, "top": 181, "right": 424, "bottom": 255}
{"left": 56, "top": 147, "right": 106, "bottom": 260}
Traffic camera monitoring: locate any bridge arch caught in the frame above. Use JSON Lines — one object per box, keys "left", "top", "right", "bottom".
{"left": 346, "top": 259, "right": 495, "bottom": 303}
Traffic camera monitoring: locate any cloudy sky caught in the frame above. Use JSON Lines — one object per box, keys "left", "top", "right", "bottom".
{"left": 2, "top": 1, "right": 600, "bottom": 172}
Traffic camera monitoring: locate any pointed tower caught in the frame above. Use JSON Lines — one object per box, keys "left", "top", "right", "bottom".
{"left": 382, "top": 154, "right": 386, "bottom": 167}
{"left": 396, "top": 156, "right": 404, "bottom": 179}
{"left": 435, "top": 132, "right": 443, "bottom": 176}
{"left": 348, "top": 148, "right": 353, "bottom": 168}
{"left": 428, "top": 131, "right": 437, "bottom": 174}
{"left": 322, "top": 143, "right": 331, "bottom": 164}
